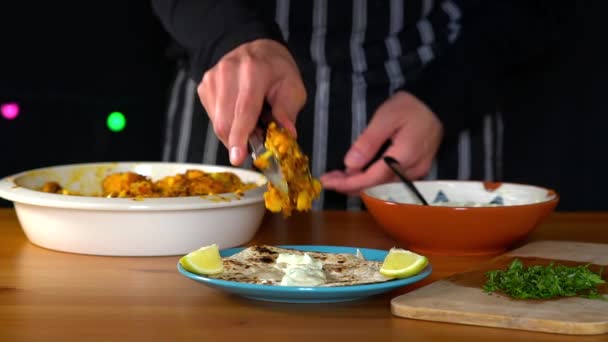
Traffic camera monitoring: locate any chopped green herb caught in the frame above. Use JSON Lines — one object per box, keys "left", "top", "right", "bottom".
{"left": 483, "top": 258, "right": 606, "bottom": 300}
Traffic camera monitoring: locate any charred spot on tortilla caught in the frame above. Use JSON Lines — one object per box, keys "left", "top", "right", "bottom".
{"left": 254, "top": 246, "right": 277, "bottom": 254}
{"left": 224, "top": 259, "right": 246, "bottom": 267}
{"left": 259, "top": 256, "right": 274, "bottom": 263}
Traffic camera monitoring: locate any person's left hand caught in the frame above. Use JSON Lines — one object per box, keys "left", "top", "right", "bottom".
{"left": 320, "top": 91, "right": 443, "bottom": 196}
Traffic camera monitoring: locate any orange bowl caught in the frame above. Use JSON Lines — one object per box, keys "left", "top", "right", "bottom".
{"left": 361, "top": 181, "right": 559, "bottom": 256}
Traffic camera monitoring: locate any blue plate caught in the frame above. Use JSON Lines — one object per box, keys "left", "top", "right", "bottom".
{"left": 177, "top": 245, "right": 432, "bottom": 303}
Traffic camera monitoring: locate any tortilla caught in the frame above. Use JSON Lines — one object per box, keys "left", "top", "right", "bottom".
{"left": 210, "top": 245, "right": 391, "bottom": 287}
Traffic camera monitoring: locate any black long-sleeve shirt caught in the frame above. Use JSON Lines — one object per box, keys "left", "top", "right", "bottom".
{"left": 152, "top": 0, "right": 559, "bottom": 137}
{"left": 151, "top": 0, "right": 560, "bottom": 209}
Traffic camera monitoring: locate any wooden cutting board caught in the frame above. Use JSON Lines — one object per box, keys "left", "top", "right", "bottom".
{"left": 391, "top": 241, "right": 608, "bottom": 335}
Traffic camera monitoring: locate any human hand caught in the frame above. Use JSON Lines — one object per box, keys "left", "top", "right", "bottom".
{"left": 198, "top": 39, "right": 307, "bottom": 165}
{"left": 320, "top": 91, "right": 443, "bottom": 196}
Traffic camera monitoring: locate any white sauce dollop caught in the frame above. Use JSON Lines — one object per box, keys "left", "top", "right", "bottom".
{"left": 274, "top": 253, "right": 327, "bottom": 286}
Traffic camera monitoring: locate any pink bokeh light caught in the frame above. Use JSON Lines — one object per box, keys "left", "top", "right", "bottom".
{"left": 1, "top": 102, "right": 20, "bottom": 120}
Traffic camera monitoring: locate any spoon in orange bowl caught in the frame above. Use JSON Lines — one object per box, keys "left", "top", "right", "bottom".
{"left": 383, "top": 156, "right": 429, "bottom": 206}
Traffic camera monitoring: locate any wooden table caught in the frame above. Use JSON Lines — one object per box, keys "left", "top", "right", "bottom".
{"left": 0, "top": 208, "right": 606, "bottom": 341}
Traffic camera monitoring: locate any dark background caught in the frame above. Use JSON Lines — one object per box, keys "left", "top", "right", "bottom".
{"left": 500, "top": 2, "right": 608, "bottom": 211}
{"left": 0, "top": 2, "right": 607, "bottom": 210}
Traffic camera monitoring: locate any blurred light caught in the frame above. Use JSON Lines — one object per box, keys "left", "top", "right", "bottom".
{"left": 1, "top": 102, "right": 20, "bottom": 120}
{"left": 106, "top": 111, "right": 126, "bottom": 132}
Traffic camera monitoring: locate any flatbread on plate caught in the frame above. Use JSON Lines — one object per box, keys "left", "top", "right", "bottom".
{"left": 209, "top": 245, "right": 391, "bottom": 287}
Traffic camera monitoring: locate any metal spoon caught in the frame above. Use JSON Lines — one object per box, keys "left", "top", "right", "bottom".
{"left": 249, "top": 124, "right": 288, "bottom": 194}
{"left": 383, "top": 156, "right": 429, "bottom": 206}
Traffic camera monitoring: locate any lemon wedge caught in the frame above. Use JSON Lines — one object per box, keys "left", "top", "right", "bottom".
{"left": 179, "top": 244, "right": 224, "bottom": 275}
{"left": 380, "top": 248, "right": 428, "bottom": 278}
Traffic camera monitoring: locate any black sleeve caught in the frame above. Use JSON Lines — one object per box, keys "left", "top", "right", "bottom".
{"left": 150, "top": 0, "right": 285, "bottom": 83}
{"left": 401, "top": 0, "right": 562, "bottom": 141}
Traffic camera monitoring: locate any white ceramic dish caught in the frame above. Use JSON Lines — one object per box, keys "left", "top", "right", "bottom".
{"left": 0, "top": 162, "right": 267, "bottom": 256}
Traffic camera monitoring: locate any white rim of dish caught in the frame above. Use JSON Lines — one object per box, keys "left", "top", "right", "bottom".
{"left": 0, "top": 162, "right": 267, "bottom": 211}
{"left": 362, "top": 180, "right": 558, "bottom": 208}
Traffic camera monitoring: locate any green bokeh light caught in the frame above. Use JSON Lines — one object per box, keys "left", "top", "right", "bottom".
{"left": 106, "top": 111, "right": 126, "bottom": 132}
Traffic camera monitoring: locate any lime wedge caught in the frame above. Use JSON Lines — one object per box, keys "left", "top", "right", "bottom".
{"left": 179, "top": 244, "right": 224, "bottom": 275}
{"left": 380, "top": 248, "right": 428, "bottom": 278}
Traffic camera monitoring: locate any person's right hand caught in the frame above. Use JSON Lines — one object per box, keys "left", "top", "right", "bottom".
{"left": 198, "top": 39, "right": 307, "bottom": 166}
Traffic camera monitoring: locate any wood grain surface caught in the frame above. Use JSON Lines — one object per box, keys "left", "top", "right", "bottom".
{"left": 1, "top": 208, "right": 608, "bottom": 341}
{"left": 391, "top": 241, "right": 608, "bottom": 335}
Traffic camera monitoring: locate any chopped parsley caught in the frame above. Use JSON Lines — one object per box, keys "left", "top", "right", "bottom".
{"left": 483, "top": 258, "right": 606, "bottom": 300}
